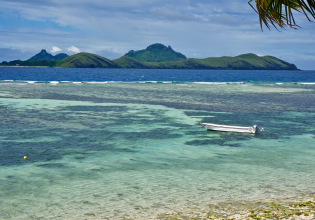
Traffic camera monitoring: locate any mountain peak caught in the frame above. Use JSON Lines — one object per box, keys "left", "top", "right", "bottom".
{"left": 146, "top": 43, "right": 167, "bottom": 50}
{"left": 236, "top": 53, "right": 260, "bottom": 59}
{"left": 28, "top": 49, "right": 68, "bottom": 61}
{"left": 124, "top": 43, "right": 186, "bottom": 62}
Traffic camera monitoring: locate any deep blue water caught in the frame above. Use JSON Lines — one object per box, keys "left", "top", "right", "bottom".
{"left": 0, "top": 67, "right": 315, "bottom": 82}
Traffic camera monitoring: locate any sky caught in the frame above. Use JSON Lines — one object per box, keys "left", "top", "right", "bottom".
{"left": 0, "top": 0, "right": 314, "bottom": 70}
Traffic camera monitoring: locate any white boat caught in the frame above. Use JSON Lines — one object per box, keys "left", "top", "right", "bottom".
{"left": 200, "top": 123, "right": 263, "bottom": 134}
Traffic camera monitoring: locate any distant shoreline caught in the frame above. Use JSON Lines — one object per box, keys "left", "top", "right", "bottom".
{"left": 0, "top": 66, "right": 49, "bottom": 68}
{"left": 0, "top": 66, "right": 301, "bottom": 70}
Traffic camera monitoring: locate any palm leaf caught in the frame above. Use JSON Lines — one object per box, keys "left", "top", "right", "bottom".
{"left": 249, "top": 0, "right": 315, "bottom": 30}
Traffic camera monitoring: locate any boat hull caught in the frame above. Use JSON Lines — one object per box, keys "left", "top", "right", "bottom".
{"left": 201, "top": 123, "right": 257, "bottom": 133}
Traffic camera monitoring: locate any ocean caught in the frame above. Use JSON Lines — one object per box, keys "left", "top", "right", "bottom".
{"left": 0, "top": 67, "right": 315, "bottom": 219}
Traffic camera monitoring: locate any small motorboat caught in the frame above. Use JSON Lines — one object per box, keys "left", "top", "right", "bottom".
{"left": 200, "top": 123, "right": 263, "bottom": 134}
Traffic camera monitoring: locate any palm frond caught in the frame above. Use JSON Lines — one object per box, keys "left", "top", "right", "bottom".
{"left": 249, "top": 0, "right": 315, "bottom": 30}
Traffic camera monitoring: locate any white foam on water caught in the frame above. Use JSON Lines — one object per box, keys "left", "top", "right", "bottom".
{"left": 106, "top": 81, "right": 123, "bottom": 83}
{"left": 299, "top": 82, "right": 315, "bottom": 85}
{"left": 227, "top": 82, "right": 244, "bottom": 84}
{"left": 144, "top": 81, "right": 158, "bottom": 83}
{"left": 0, "top": 83, "right": 15, "bottom": 85}
{"left": 86, "top": 81, "right": 108, "bottom": 84}
{"left": 194, "top": 82, "right": 227, "bottom": 85}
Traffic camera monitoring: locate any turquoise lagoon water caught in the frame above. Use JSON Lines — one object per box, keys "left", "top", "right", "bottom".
{"left": 1, "top": 82, "right": 315, "bottom": 219}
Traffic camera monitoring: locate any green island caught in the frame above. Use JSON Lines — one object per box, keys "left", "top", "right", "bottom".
{"left": 0, "top": 43, "right": 298, "bottom": 70}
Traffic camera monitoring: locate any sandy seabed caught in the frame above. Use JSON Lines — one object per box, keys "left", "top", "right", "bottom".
{"left": 50, "top": 194, "right": 315, "bottom": 220}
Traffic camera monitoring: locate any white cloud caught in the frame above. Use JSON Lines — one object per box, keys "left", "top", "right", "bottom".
{"left": 50, "top": 46, "right": 62, "bottom": 54}
{"left": 67, "top": 46, "right": 81, "bottom": 53}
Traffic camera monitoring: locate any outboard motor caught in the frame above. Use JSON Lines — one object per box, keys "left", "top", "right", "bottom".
{"left": 253, "top": 125, "right": 264, "bottom": 133}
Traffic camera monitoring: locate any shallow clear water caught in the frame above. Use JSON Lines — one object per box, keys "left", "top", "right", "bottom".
{"left": 0, "top": 81, "right": 315, "bottom": 219}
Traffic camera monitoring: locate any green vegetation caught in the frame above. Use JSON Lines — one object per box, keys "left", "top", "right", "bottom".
{"left": 0, "top": 46, "right": 298, "bottom": 70}
{"left": 113, "top": 56, "right": 150, "bottom": 68}
{"left": 124, "top": 43, "right": 187, "bottom": 62}
{"left": 114, "top": 53, "right": 297, "bottom": 70}
{"left": 0, "top": 59, "right": 56, "bottom": 67}
{"left": 28, "top": 49, "right": 68, "bottom": 61}
{"left": 55, "top": 52, "right": 120, "bottom": 68}
{"left": 52, "top": 53, "right": 68, "bottom": 60}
